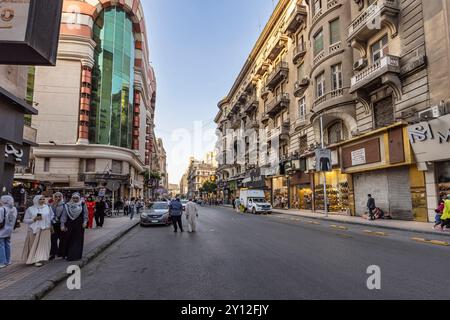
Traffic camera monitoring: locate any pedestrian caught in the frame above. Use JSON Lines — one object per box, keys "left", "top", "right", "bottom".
{"left": 129, "top": 197, "right": 137, "bottom": 220}
{"left": 169, "top": 198, "right": 184, "bottom": 233}
{"left": 50, "top": 192, "right": 67, "bottom": 260}
{"left": 124, "top": 198, "right": 130, "bottom": 216}
{"left": 367, "top": 194, "right": 376, "bottom": 221}
{"left": 61, "top": 193, "right": 88, "bottom": 262}
{"left": 439, "top": 194, "right": 450, "bottom": 231}
{"left": 185, "top": 199, "right": 199, "bottom": 233}
{"left": 0, "top": 195, "right": 18, "bottom": 268}
{"left": 434, "top": 198, "right": 445, "bottom": 230}
{"left": 95, "top": 197, "right": 106, "bottom": 228}
{"left": 22, "top": 195, "right": 54, "bottom": 267}
{"left": 85, "top": 195, "right": 96, "bottom": 229}
{"left": 235, "top": 198, "right": 241, "bottom": 213}
{"left": 232, "top": 198, "right": 236, "bottom": 210}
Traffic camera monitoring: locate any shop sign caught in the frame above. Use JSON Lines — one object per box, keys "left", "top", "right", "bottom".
{"left": 4, "top": 143, "right": 29, "bottom": 166}
{"left": 351, "top": 148, "right": 367, "bottom": 166}
{"left": 243, "top": 168, "right": 266, "bottom": 188}
{"left": 408, "top": 114, "right": 450, "bottom": 163}
{"left": 315, "top": 149, "right": 332, "bottom": 172}
{"left": 0, "top": 0, "right": 63, "bottom": 65}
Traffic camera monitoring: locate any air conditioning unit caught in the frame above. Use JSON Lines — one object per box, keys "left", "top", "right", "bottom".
{"left": 353, "top": 58, "right": 368, "bottom": 71}
{"left": 418, "top": 105, "right": 446, "bottom": 121}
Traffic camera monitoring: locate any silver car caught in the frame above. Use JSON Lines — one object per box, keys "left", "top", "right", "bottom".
{"left": 140, "top": 202, "right": 172, "bottom": 226}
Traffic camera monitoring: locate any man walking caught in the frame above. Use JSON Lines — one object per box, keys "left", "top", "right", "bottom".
{"left": 367, "top": 194, "right": 376, "bottom": 221}
{"left": 169, "top": 198, "right": 184, "bottom": 233}
{"left": 95, "top": 197, "right": 106, "bottom": 228}
{"left": 185, "top": 199, "right": 198, "bottom": 233}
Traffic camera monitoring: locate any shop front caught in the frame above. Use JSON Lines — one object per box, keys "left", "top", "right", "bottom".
{"left": 289, "top": 171, "right": 313, "bottom": 210}
{"left": 408, "top": 113, "right": 450, "bottom": 221}
{"left": 313, "top": 169, "right": 350, "bottom": 214}
{"left": 342, "top": 124, "right": 422, "bottom": 221}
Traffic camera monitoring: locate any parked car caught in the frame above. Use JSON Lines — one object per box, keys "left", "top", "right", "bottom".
{"left": 140, "top": 202, "right": 172, "bottom": 226}
{"left": 240, "top": 190, "right": 272, "bottom": 214}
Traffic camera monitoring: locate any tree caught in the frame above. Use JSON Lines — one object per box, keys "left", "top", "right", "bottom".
{"left": 201, "top": 180, "right": 217, "bottom": 195}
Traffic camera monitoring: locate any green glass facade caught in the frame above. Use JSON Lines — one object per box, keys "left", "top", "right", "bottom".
{"left": 90, "top": 8, "right": 135, "bottom": 149}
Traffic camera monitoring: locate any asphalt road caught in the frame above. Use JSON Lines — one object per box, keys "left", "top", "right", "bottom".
{"left": 44, "top": 206, "right": 450, "bottom": 300}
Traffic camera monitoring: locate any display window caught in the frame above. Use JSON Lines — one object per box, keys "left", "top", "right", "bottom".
{"left": 290, "top": 184, "right": 313, "bottom": 210}
{"left": 314, "top": 170, "right": 349, "bottom": 213}
{"left": 272, "top": 177, "right": 288, "bottom": 209}
{"left": 437, "top": 161, "right": 450, "bottom": 200}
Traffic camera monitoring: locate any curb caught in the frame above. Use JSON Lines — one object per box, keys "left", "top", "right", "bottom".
{"left": 27, "top": 220, "right": 140, "bottom": 300}
{"left": 219, "top": 205, "right": 450, "bottom": 238}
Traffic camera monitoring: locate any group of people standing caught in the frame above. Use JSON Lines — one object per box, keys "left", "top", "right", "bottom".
{"left": 123, "top": 197, "right": 144, "bottom": 220}
{"left": 0, "top": 192, "right": 110, "bottom": 269}
{"left": 169, "top": 198, "right": 198, "bottom": 233}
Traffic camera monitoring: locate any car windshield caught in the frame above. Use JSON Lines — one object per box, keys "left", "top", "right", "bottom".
{"left": 149, "top": 203, "right": 169, "bottom": 210}
{"left": 252, "top": 198, "right": 266, "bottom": 203}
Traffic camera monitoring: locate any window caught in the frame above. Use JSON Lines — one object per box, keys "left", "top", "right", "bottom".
{"left": 44, "top": 158, "right": 50, "bottom": 173}
{"left": 85, "top": 159, "right": 96, "bottom": 172}
{"left": 313, "top": 30, "right": 324, "bottom": 56}
{"left": 299, "top": 135, "right": 308, "bottom": 154}
{"left": 371, "top": 35, "right": 388, "bottom": 63}
{"left": 331, "top": 64, "right": 343, "bottom": 90}
{"left": 329, "top": 19, "right": 340, "bottom": 44}
{"left": 313, "top": 0, "right": 322, "bottom": 15}
{"left": 298, "top": 97, "right": 306, "bottom": 121}
{"left": 112, "top": 160, "right": 122, "bottom": 174}
{"left": 297, "top": 63, "right": 305, "bottom": 81}
{"left": 316, "top": 73, "right": 325, "bottom": 98}
{"left": 328, "top": 122, "right": 343, "bottom": 144}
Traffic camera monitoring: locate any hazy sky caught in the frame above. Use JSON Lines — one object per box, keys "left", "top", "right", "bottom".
{"left": 144, "top": 0, "right": 275, "bottom": 184}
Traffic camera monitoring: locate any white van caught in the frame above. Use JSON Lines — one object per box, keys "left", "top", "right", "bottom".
{"left": 240, "top": 189, "right": 272, "bottom": 214}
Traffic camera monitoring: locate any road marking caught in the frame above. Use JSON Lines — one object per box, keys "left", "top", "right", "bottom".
{"left": 363, "top": 230, "right": 389, "bottom": 237}
{"left": 308, "top": 221, "right": 320, "bottom": 225}
{"left": 411, "top": 238, "right": 449, "bottom": 246}
{"left": 335, "top": 233, "right": 353, "bottom": 239}
{"left": 330, "top": 225, "right": 348, "bottom": 230}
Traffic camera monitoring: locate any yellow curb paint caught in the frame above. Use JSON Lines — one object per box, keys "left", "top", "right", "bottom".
{"left": 428, "top": 240, "right": 450, "bottom": 246}
{"left": 308, "top": 221, "right": 320, "bottom": 225}
{"left": 331, "top": 225, "right": 348, "bottom": 230}
{"left": 411, "top": 237, "right": 427, "bottom": 243}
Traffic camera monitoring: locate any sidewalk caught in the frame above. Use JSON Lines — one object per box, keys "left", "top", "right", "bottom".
{"left": 0, "top": 215, "right": 139, "bottom": 300}
{"left": 222, "top": 205, "right": 448, "bottom": 237}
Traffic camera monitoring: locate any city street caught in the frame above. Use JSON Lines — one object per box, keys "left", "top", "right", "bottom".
{"left": 44, "top": 206, "right": 450, "bottom": 300}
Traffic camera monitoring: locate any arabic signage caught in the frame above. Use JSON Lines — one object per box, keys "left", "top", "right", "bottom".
{"left": 4, "top": 143, "right": 29, "bottom": 166}
{"left": 408, "top": 114, "right": 450, "bottom": 163}
{"left": 243, "top": 168, "right": 266, "bottom": 189}
{"left": 0, "top": 0, "right": 63, "bottom": 65}
{"left": 351, "top": 148, "right": 367, "bottom": 166}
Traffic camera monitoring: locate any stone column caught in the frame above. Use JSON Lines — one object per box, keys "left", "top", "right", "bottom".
{"left": 425, "top": 163, "right": 439, "bottom": 222}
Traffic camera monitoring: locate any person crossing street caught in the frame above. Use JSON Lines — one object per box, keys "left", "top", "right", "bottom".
{"left": 185, "top": 199, "right": 198, "bottom": 233}
{"left": 169, "top": 198, "right": 184, "bottom": 233}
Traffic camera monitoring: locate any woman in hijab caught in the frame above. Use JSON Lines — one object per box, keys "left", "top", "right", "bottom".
{"left": 22, "top": 195, "right": 54, "bottom": 267}
{"left": 61, "top": 193, "right": 88, "bottom": 261}
{"left": 0, "top": 195, "right": 18, "bottom": 268}
{"left": 50, "top": 192, "right": 67, "bottom": 260}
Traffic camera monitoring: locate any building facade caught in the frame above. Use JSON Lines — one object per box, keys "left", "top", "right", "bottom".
{"left": 185, "top": 158, "right": 217, "bottom": 198}
{"left": 215, "top": 0, "right": 450, "bottom": 221}
{"left": 25, "top": 0, "right": 157, "bottom": 199}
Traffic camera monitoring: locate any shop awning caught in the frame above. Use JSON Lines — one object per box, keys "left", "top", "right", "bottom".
{"left": 0, "top": 86, "right": 38, "bottom": 115}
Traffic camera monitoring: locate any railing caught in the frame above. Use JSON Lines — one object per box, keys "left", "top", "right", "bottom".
{"left": 313, "top": 88, "right": 346, "bottom": 109}
{"left": 266, "top": 93, "right": 290, "bottom": 114}
{"left": 286, "top": 4, "right": 308, "bottom": 33}
{"left": 329, "top": 41, "right": 342, "bottom": 54}
{"left": 327, "top": 0, "right": 340, "bottom": 10}
{"left": 266, "top": 61, "right": 289, "bottom": 88}
{"left": 293, "top": 42, "right": 307, "bottom": 63}
{"left": 351, "top": 55, "right": 400, "bottom": 87}
{"left": 348, "top": 0, "right": 400, "bottom": 37}
{"left": 311, "top": 8, "right": 323, "bottom": 26}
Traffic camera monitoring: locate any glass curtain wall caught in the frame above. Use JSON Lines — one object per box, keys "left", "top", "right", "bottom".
{"left": 90, "top": 8, "right": 135, "bottom": 149}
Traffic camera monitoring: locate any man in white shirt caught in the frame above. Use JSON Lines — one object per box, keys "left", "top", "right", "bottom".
{"left": 185, "top": 199, "right": 199, "bottom": 233}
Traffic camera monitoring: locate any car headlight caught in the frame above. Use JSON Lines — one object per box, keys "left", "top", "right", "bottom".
{"left": 141, "top": 213, "right": 148, "bottom": 218}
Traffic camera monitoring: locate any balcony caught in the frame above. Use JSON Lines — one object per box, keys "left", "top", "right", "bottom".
{"left": 230, "top": 101, "right": 242, "bottom": 114}
{"left": 23, "top": 125, "right": 37, "bottom": 144}
{"left": 261, "top": 112, "right": 270, "bottom": 124}
{"left": 230, "top": 116, "right": 242, "bottom": 130}
{"left": 284, "top": 4, "right": 307, "bottom": 36}
{"left": 260, "top": 83, "right": 270, "bottom": 100}
{"left": 350, "top": 55, "right": 401, "bottom": 94}
{"left": 255, "top": 60, "right": 270, "bottom": 76}
{"left": 266, "top": 93, "right": 290, "bottom": 116}
{"left": 238, "top": 92, "right": 248, "bottom": 103}
{"left": 294, "top": 117, "right": 308, "bottom": 130}
{"left": 313, "top": 87, "right": 354, "bottom": 113}
{"left": 293, "top": 42, "right": 306, "bottom": 64}
{"left": 348, "top": 0, "right": 400, "bottom": 54}
{"left": 243, "top": 94, "right": 259, "bottom": 114}
{"left": 266, "top": 61, "right": 289, "bottom": 91}
{"left": 246, "top": 119, "right": 260, "bottom": 130}
{"left": 293, "top": 78, "right": 310, "bottom": 97}
{"left": 266, "top": 31, "right": 289, "bottom": 62}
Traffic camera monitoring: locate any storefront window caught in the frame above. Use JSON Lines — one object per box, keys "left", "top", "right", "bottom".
{"left": 290, "top": 184, "right": 313, "bottom": 210}
{"left": 437, "top": 161, "right": 450, "bottom": 199}
{"left": 314, "top": 170, "right": 349, "bottom": 213}
{"left": 272, "top": 177, "right": 288, "bottom": 209}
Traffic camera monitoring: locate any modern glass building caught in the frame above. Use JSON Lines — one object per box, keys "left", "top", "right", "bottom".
{"left": 90, "top": 8, "right": 136, "bottom": 149}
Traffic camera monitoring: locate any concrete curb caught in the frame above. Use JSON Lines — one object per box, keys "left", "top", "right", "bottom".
{"left": 27, "top": 220, "right": 140, "bottom": 300}
{"left": 219, "top": 205, "right": 450, "bottom": 238}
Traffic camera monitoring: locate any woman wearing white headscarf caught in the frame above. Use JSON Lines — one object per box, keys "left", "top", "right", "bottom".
{"left": 61, "top": 193, "right": 88, "bottom": 261}
{"left": 21, "top": 195, "right": 54, "bottom": 267}
{"left": 0, "top": 195, "right": 18, "bottom": 268}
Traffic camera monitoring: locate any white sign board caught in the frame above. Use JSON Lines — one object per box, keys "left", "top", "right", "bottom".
{"left": 0, "top": 0, "right": 30, "bottom": 42}
{"left": 351, "top": 148, "right": 367, "bottom": 166}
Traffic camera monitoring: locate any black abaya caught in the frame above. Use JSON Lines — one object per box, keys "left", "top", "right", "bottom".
{"left": 64, "top": 211, "right": 85, "bottom": 261}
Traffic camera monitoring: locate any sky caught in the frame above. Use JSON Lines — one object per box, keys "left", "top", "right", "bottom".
{"left": 144, "top": 0, "right": 275, "bottom": 185}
